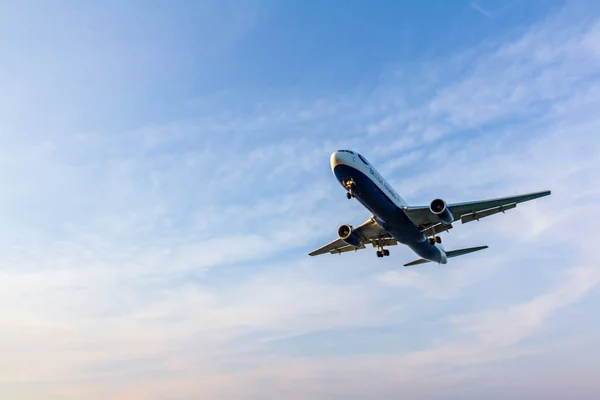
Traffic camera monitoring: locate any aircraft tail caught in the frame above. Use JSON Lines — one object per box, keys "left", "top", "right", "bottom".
{"left": 446, "top": 245, "right": 488, "bottom": 258}
{"left": 403, "top": 245, "right": 488, "bottom": 267}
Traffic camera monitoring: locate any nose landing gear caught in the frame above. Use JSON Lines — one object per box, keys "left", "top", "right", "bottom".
{"left": 343, "top": 178, "right": 356, "bottom": 199}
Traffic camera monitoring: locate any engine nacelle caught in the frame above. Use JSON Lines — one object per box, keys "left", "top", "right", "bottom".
{"left": 429, "top": 198, "right": 454, "bottom": 225}
{"left": 337, "top": 224, "right": 362, "bottom": 247}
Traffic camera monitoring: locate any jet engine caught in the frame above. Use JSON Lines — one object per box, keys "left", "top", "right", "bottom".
{"left": 429, "top": 198, "right": 454, "bottom": 224}
{"left": 337, "top": 224, "right": 362, "bottom": 247}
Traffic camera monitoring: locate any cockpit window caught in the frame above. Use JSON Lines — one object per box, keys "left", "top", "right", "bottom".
{"left": 337, "top": 149, "right": 354, "bottom": 154}
{"left": 358, "top": 154, "right": 369, "bottom": 165}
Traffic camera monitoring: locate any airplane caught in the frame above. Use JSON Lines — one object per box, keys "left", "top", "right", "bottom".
{"left": 308, "top": 150, "right": 551, "bottom": 266}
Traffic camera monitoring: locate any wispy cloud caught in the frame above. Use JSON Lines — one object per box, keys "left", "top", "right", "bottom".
{"left": 450, "top": 267, "right": 600, "bottom": 347}
{"left": 1, "top": 2, "right": 600, "bottom": 399}
{"left": 470, "top": 2, "right": 493, "bottom": 18}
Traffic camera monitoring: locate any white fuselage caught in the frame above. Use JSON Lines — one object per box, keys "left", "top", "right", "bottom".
{"left": 330, "top": 150, "right": 407, "bottom": 207}
{"left": 330, "top": 150, "right": 447, "bottom": 264}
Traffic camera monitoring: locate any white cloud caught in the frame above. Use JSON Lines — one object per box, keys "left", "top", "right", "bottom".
{"left": 470, "top": 2, "right": 493, "bottom": 18}
{"left": 450, "top": 266, "right": 600, "bottom": 347}
{"left": 2, "top": 3, "right": 600, "bottom": 399}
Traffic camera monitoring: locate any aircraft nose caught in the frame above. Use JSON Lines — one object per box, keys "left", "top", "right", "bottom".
{"left": 330, "top": 151, "right": 343, "bottom": 170}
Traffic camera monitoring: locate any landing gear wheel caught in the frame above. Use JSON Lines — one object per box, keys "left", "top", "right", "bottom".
{"left": 343, "top": 178, "right": 356, "bottom": 199}
{"left": 435, "top": 236, "right": 442, "bottom": 244}
{"left": 428, "top": 237, "right": 435, "bottom": 245}
{"left": 376, "top": 249, "right": 389, "bottom": 258}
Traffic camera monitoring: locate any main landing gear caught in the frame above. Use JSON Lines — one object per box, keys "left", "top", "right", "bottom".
{"left": 343, "top": 178, "right": 356, "bottom": 199}
{"left": 376, "top": 249, "right": 390, "bottom": 258}
{"left": 428, "top": 236, "right": 442, "bottom": 245}
{"left": 375, "top": 238, "right": 390, "bottom": 258}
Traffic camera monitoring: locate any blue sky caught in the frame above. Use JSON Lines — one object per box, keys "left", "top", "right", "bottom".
{"left": 1, "top": 0, "right": 600, "bottom": 398}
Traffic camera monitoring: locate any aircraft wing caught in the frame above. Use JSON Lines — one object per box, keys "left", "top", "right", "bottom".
{"left": 308, "top": 217, "right": 396, "bottom": 256}
{"left": 404, "top": 190, "right": 551, "bottom": 232}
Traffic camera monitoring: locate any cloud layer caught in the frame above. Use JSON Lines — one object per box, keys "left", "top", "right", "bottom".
{"left": 1, "top": 2, "right": 599, "bottom": 399}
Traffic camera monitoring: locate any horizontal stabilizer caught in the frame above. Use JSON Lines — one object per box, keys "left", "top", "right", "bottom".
{"left": 446, "top": 245, "right": 488, "bottom": 258}
{"left": 404, "top": 258, "right": 430, "bottom": 267}
{"left": 403, "top": 245, "right": 488, "bottom": 267}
